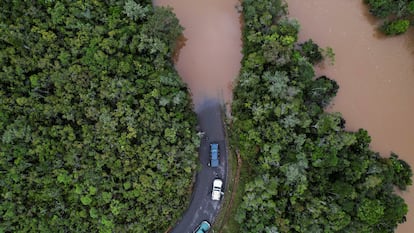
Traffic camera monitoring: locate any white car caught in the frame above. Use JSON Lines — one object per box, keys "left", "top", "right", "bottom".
{"left": 211, "top": 178, "right": 223, "bottom": 201}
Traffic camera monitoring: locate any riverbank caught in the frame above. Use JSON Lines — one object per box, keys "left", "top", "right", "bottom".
{"left": 287, "top": 1, "right": 414, "bottom": 232}
{"left": 154, "top": 1, "right": 410, "bottom": 231}
{"left": 153, "top": 0, "right": 242, "bottom": 108}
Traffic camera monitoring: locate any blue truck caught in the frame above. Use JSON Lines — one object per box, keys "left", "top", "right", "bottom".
{"left": 209, "top": 143, "right": 219, "bottom": 167}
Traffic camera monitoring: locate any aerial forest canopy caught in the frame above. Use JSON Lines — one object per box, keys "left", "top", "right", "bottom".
{"left": 231, "top": 0, "right": 412, "bottom": 232}
{"left": 0, "top": 0, "right": 199, "bottom": 232}
{"left": 364, "top": 0, "right": 413, "bottom": 35}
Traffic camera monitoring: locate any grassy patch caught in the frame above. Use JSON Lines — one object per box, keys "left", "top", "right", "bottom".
{"left": 211, "top": 108, "right": 237, "bottom": 231}
{"left": 212, "top": 117, "right": 252, "bottom": 232}
{"left": 212, "top": 146, "right": 237, "bottom": 232}
{"left": 219, "top": 153, "right": 250, "bottom": 233}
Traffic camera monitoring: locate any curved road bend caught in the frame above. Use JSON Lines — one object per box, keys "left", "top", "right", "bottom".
{"left": 170, "top": 99, "right": 228, "bottom": 233}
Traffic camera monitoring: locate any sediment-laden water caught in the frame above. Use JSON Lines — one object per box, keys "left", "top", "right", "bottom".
{"left": 154, "top": 0, "right": 413, "bottom": 231}
{"left": 153, "top": 0, "right": 242, "bottom": 110}
{"left": 288, "top": 1, "right": 414, "bottom": 232}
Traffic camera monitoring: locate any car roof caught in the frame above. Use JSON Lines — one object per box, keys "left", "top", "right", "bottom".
{"left": 200, "top": 220, "right": 210, "bottom": 230}
{"left": 194, "top": 220, "right": 210, "bottom": 233}
{"left": 213, "top": 179, "right": 222, "bottom": 187}
{"left": 211, "top": 150, "right": 218, "bottom": 159}
{"left": 210, "top": 143, "right": 219, "bottom": 167}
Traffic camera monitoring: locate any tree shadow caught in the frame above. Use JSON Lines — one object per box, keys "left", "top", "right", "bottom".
{"left": 402, "top": 27, "right": 414, "bottom": 55}
{"left": 172, "top": 35, "right": 188, "bottom": 63}
{"left": 360, "top": 2, "right": 388, "bottom": 39}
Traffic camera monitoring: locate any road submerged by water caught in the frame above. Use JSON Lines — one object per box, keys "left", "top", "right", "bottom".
{"left": 170, "top": 99, "right": 228, "bottom": 233}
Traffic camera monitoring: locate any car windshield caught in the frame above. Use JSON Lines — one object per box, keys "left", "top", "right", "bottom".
{"left": 194, "top": 221, "right": 210, "bottom": 233}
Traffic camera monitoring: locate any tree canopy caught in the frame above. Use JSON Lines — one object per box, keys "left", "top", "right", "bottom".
{"left": 230, "top": 0, "right": 412, "bottom": 232}
{"left": 0, "top": 0, "right": 199, "bottom": 232}
{"left": 364, "top": 0, "right": 413, "bottom": 35}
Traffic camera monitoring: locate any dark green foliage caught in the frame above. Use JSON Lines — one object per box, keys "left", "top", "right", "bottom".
{"left": 389, "top": 153, "right": 413, "bottom": 190}
{"left": 230, "top": 0, "right": 412, "bottom": 232}
{"left": 364, "top": 0, "right": 396, "bottom": 18}
{"left": 0, "top": 1, "right": 198, "bottom": 232}
{"left": 304, "top": 76, "right": 339, "bottom": 108}
{"left": 365, "top": 0, "right": 413, "bottom": 35}
{"left": 299, "top": 39, "right": 323, "bottom": 64}
{"left": 381, "top": 19, "right": 410, "bottom": 35}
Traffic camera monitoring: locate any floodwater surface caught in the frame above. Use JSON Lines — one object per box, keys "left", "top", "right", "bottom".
{"left": 287, "top": 0, "right": 414, "bottom": 232}
{"left": 153, "top": 0, "right": 242, "bottom": 110}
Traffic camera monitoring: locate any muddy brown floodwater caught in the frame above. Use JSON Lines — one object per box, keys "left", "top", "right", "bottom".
{"left": 153, "top": 0, "right": 414, "bottom": 231}
{"left": 153, "top": 0, "right": 242, "bottom": 110}
{"left": 287, "top": 0, "right": 414, "bottom": 232}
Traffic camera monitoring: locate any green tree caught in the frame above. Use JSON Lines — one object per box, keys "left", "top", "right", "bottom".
{"left": 299, "top": 39, "right": 323, "bottom": 64}
{"left": 227, "top": 0, "right": 412, "bottom": 232}
{"left": 364, "top": 0, "right": 396, "bottom": 18}
{"left": 123, "top": 0, "right": 149, "bottom": 21}
{"left": 381, "top": 19, "right": 410, "bottom": 35}
{"left": 365, "top": 0, "right": 413, "bottom": 35}
{"left": 0, "top": 1, "right": 198, "bottom": 232}
{"left": 357, "top": 199, "right": 385, "bottom": 225}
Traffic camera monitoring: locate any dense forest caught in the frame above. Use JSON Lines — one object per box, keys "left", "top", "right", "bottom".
{"left": 365, "top": 0, "right": 413, "bottom": 35}
{"left": 230, "top": 0, "right": 412, "bottom": 232}
{"left": 0, "top": 0, "right": 199, "bottom": 232}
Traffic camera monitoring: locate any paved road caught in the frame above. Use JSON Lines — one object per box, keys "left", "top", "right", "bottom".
{"left": 170, "top": 99, "right": 228, "bottom": 233}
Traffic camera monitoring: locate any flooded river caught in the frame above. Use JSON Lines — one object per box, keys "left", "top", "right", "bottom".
{"left": 153, "top": 0, "right": 242, "bottom": 110}
{"left": 153, "top": 0, "right": 413, "bottom": 231}
{"left": 287, "top": 0, "right": 414, "bottom": 232}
